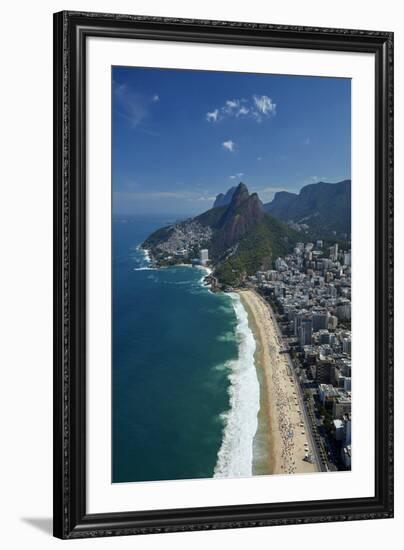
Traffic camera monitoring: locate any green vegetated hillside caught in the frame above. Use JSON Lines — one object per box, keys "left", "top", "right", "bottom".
{"left": 214, "top": 214, "right": 298, "bottom": 286}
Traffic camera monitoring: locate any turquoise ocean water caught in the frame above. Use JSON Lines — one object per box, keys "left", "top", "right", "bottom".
{"left": 112, "top": 215, "right": 259, "bottom": 483}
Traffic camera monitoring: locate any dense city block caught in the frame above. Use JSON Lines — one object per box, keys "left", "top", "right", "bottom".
{"left": 250, "top": 240, "right": 351, "bottom": 471}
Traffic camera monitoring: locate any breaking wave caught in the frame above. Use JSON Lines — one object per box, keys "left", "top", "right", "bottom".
{"left": 214, "top": 294, "right": 260, "bottom": 478}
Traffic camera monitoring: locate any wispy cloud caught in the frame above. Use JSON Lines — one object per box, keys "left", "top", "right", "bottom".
{"left": 303, "top": 137, "right": 311, "bottom": 145}
{"left": 229, "top": 172, "right": 244, "bottom": 180}
{"left": 191, "top": 195, "right": 216, "bottom": 202}
{"left": 114, "top": 82, "right": 160, "bottom": 128}
{"left": 252, "top": 95, "right": 276, "bottom": 121}
{"left": 114, "top": 190, "right": 215, "bottom": 202}
{"left": 206, "top": 95, "right": 277, "bottom": 123}
{"left": 304, "top": 175, "right": 326, "bottom": 185}
{"left": 113, "top": 189, "right": 216, "bottom": 215}
{"left": 206, "top": 109, "right": 219, "bottom": 122}
{"left": 238, "top": 106, "right": 249, "bottom": 116}
{"left": 222, "top": 140, "right": 236, "bottom": 152}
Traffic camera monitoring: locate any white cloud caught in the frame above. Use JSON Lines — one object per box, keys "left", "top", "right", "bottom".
{"left": 206, "top": 95, "right": 276, "bottom": 123}
{"left": 237, "top": 106, "right": 249, "bottom": 116}
{"left": 303, "top": 175, "right": 326, "bottom": 185}
{"left": 206, "top": 109, "right": 220, "bottom": 122}
{"left": 303, "top": 137, "right": 310, "bottom": 145}
{"left": 229, "top": 172, "right": 244, "bottom": 180}
{"left": 191, "top": 195, "right": 216, "bottom": 202}
{"left": 225, "top": 99, "right": 240, "bottom": 111}
{"left": 252, "top": 95, "right": 277, "bottom": 120}
{"left": 114, "top": 83, "right": 160, "bottom": 128}
{"left": 222, "top": 140, "right": 236, "bottom": 152}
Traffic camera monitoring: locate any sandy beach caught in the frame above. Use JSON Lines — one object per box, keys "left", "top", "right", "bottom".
{"left": 238, "top": 290, "right": 318, "bottom": 475}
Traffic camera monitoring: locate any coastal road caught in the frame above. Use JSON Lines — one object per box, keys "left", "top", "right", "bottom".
{"left": 258, "top": 292, "right": 323, "bottom": 473}
{"left": 283, "top": 348, "right": 324, "bottom": 472}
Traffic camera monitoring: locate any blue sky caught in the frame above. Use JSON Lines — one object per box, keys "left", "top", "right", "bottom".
{"left": 112, "top": 66, "right": 351, "bottom": 216}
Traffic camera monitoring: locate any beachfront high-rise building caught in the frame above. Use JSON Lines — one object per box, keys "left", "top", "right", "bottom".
{"left": 315, "top": 360, "right": 335, "bottom": 384}
{"left": 299, "top": 317, "right": 313, "bottom": 346}
{"left": 333, "top": 393, "right": 352, "bottom": 418}
{"left": 294, "top": 310, "right": 305, "bottom": 337}
{"left": 312, "top": 309, "right": 329, "bottom": 331}
{"left": 200, "top": 249, "right": 209, "bottom": 265}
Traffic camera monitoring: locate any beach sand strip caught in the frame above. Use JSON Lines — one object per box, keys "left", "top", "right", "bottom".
{"left": 238, "top": 289, "right": 317, "bottom": 475}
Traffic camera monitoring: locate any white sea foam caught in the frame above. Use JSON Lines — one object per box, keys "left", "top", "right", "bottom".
{"left": 214, "top": 294, "right": 260, "bottom": 478}
{"left": 195, "top": 265, "right": 212, "bottom": 287}
{"left": 217, "top": 331, "right": 236, "bottom": 343}
{"left": 141, "top": 247, "right": 151, "bottom": 264}
{"left": 132, "top": 246, "right": 154, "bottom": 271}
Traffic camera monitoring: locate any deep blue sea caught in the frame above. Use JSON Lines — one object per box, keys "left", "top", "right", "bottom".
{"left": 112, "top": 215, "right": 259, "bottom": 483}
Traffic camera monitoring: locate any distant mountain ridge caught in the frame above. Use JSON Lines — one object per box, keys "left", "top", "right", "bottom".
{"left": 263, "top": 179, "right": 351, "bottom": 238}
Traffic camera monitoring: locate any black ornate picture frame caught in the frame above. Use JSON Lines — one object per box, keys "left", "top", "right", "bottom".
{"left": 53, "top": 10, "right": 394, "bottom": 540}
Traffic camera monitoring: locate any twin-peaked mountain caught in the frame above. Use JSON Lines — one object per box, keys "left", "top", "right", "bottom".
{"left": 143, "top": 183, "right": 297, "bottom": 286}
{"left": 211, "top": 183, "right": 264, "bottom": 250}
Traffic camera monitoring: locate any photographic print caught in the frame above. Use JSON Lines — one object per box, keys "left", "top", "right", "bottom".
{"left": 112, "top": 67, "right": 352, "bottom": 484}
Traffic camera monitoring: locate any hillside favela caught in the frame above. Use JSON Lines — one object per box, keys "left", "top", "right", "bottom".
{"left": 141, "top": 179, "right": 351, "bottom": 475}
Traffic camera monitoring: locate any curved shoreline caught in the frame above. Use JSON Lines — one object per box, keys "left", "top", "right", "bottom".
{"left": 237, "top": 290, "right": 318, "bottom": 476}
{"left": 136, "top": 248, "right": 316, "bottom": 476}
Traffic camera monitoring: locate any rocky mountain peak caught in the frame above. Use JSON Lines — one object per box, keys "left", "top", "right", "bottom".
{"left": 230, "top": 182, "right": 250, "bottom": 208}
{"left": 215, "top": 184, "right": 264, "bottom": 250}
